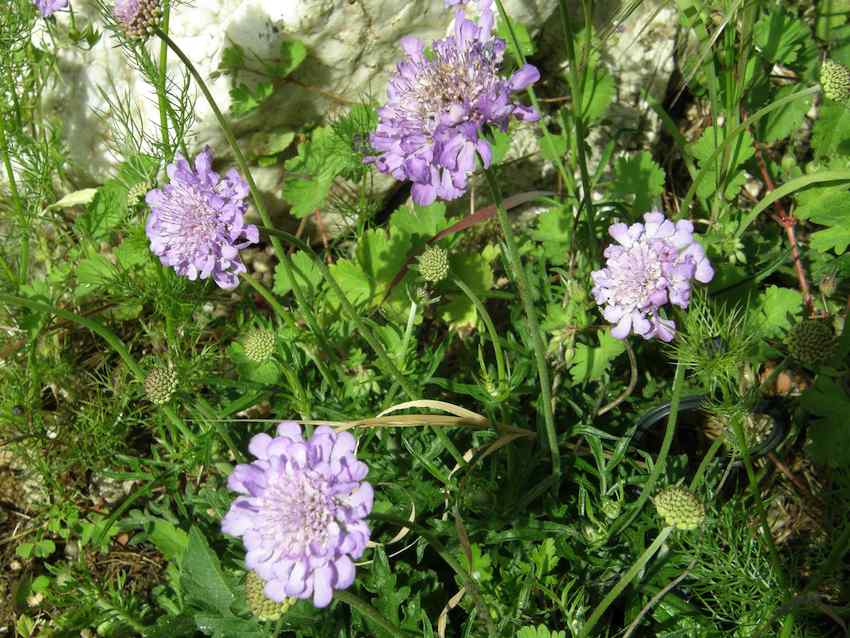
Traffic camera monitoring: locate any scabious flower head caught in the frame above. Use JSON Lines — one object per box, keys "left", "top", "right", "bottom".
{"left": 222, "top": 421, "right": 373, "bottom": 608}
{"left": 591, "top": 212, "right": 714, "bottom": 342}
{"left": 34, "top": 0, "right": 69, "bottom": 17}
{"left": 114, "top": 0, "right": 161, "bottom": 38}
{"left": 367, "top": 0, "right": 540, "bottom": 205}
{"left": 145, "top": 147, "right": 258, "bottom": 290}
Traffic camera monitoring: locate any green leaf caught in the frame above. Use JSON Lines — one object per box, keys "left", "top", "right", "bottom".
{"left": 194, "top": 613, "right": 264, "bottom": 638}
{"left": 148, "top": 519, "right": 189, "bottom": 563}
{"left": 389, "top": 202, "right": 448, "bottom": 245}
{"left": 808, "top": 209, "right": 850, "bottom": 254}
{"left": 803, "top": 377, "right": 850, "bottom": 468}
{"left": 569, "top": 331, "right": 626, "bottom": 384}
{"left": 691, "top": 126, "right": 753, "bottom": 200}
{"left": 75, "top": 180, "right": 128, "bottom": 240}
{"left": 440, "top": 246, "right": 497, "bottom": 328}
{"left": 229, "top": 82, "right": 274, "bottom": 117}
{"left": 46, "top": 188, "right": 98, "bottom": 211}
{"left": 180, "top": 527, "right": 234, "bottom": 614}
{"left": 219, "top": 44, "right": 245, "bottom": 73}
{"left": 115, "top": 234, "right": 151, "bottom": 269}
{"left": 328, "top": 258, "right": 373, "bottom": 307}
{"left": 283, "top": 126, "right": 348, "bottom": 217}
{"left": 363, "top": 547, "right": 409, "bottom": 638}
{"left": 759, "top": 85, "right": 813, "bottom": 143}
{"left": 273, "top": 250, "right": 323, "bottom": 297}
{"left": 76, "top": 255, "right": 115, "bottom": 297}
{"left": 539, "top": 130, "right": 567, "bottom": 163}
{"left": 496, "top": 19, "right": 535, "bottom": 60}
{"left": 517, "top": 626, "right": 566, "bottom": 638}
{"left": 753, "top": 285, "right": 802, "bottom": 337}
{"left": 580, "top": 63, "right": 615, "bottom": 124}
{"left": 143, "top": 613, "right": 198, "bottom": 638}
{"left": 753, "top": 8, "right": 810, "bottom": 65}
{"left": 811, "top": 102, "right": 850, "bottom": 158}
{"left": 272, "top": 40, "right": 308, "bottom": 78}
{"left": 610, "top": 151, "right": 665, "bottom": 215}
{"left": 531, "top": 206, "right": 572, "bottom": 264}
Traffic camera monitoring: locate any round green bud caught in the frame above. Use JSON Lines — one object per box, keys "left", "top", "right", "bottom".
{"left": 127, "top": 181, "right": 152, "bottom": 206}
{"left": 818, "top": 272, "right": 838, "bottom": 298}
{"left": 653, "top": 486, "right": 705, "bottom": 530}
{"left": 243, "top": 328, "right": 276, "bottom": 363}
{"left": 418, "top": 246, "right": 450, "bottom": 283}
{"left": 144, "top": 366, "right": 177, "bottom": 405}
{"left": 821, "top": 60, "right": 850, "bottom": 103}
{"left": 118, "top": 0, "right": 163, "bottom": 39}
{"left": 600, "top": 498, "right": 622, "bottom": 521}
{"left": 245, "top": 571, "right": 295, "bottom": 622}
{"left": 787, "top": 319, "right": 837, "bottom": 368}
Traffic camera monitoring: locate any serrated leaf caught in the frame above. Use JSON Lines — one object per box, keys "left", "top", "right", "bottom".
{"left": 273, "top": 250, "right": 323, "bottom": 297}
{"left": 531, "top": 207, "right": 571, "bottom": 264}
{"left": 229, "top": 82, "right": 274, "bottom": 117}
{"left": 812, "top": 102, "right": 850, "bottom": 158}
{"left": 753, "top": 8, "right": 810, "bottom": 64}
{"left": 76, "top": 255, "right": 115, "bottom": 297}
{"left": 115, "top": 234, "right": 151, "bottom": 269}
{"left": 808, "top": 209, "right": 850, "bottom": 253}
{"left": 247, "top": 360, "right": 281, "bottom": 385}
{"left": 803, "top": 377, "right": 850, "bottom": 468}
{"left": 389, "top": 202, "right": 449, "bottom": 244}
{"left": 363, "top": 547, "right": 409, "bottom": 638}
{"left": 76, "top": 180, "right": 128, "bottom": 240}
{"left": 328, "top": 258, "right": 373, "bottom": 306}
{"left": 759, "top": 85, "right": 812, "bottom": 143}
{"left": 180, "top": 527, "right": 234, "bottom": 614}
{"left": 539, "top": 130, "right": 567, "bottom": 163}
{"left": 143, "top": 613, "right": 197, "bottom": 638}
{"left": 283, "top": 126, "right": 348, "bottom": 217}
{"left": 569, "top": 331, "right": 626, "bottom": 384}
{"left": 441, "top": 247, "right": 496, "bottom": 328}
{"left": 610, "top": 151, "right": 665, "bottom": 215}
{"left": 273, "top": 40, "right": 308, "bottom": 78}
{"left": 753, "top": 285, "right": 802, "bottom": 337}
{"left": 517, "top": 626, "right": 566, "bottom": 638}
{"left": 148, "top": 519, "right": 189, "bottom": 563}
{"left": 691, "top": 126, "right": 754, "bottom": 166}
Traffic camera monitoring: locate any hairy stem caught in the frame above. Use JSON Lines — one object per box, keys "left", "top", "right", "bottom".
{"left": 482, "top": 168, "right": 561, "bottom": 487}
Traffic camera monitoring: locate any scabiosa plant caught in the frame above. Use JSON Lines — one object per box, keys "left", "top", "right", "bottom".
{"left": 145, "top": 147, "right": 259, "bottom": 290}
{"left": 113, "top": 0, "right": 161, "bottom": 38}
{"left": 222, "top": 421, "right": 373, "bottom": 608}
{"left": 367, "top": 0, "right": 540, "bottom": 205}
{"left": 34, "top": 0, "right": 69, "bottom": 17}
{"left": 591, "top": 212, "right": 714, "bottom": 342}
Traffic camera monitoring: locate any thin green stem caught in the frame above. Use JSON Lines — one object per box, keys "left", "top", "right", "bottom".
{"left": 482, "top": 168, "right": 560, "bottom": 486}
{"left": 689, "top": 437, "right": 723, "bottom": 491}
{"left": 559, "top": 0, "right": 597, "bottom": 258}
{"left": 155, "top": 30, "right": 331, "bottom": 356}
{"left": 0, "top": 294, "right": 195, "bottom": 444}
{"left": 0, "top": 114, "right": 27, "bottom": 286}
{"left": 609, "top": 363, "right": 685, "bottom": 537}
{"left": 579, "top": 527, "right": 673, "bottom": 637}
{"left": 241, "top": 271, "right": 296, "bottom": 331}
{"left": 156, "top": 0, "right": 172, "bottom": 159}
{"left": 334, "top": 590, "right": 415, "bottom": 637}
{"left": 453, "top": 276, "right": 507, "bottom": 394}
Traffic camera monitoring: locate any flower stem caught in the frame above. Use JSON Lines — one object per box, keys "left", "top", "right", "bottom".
{"left": 453, "top": 276, "right": 507, "bottom": 395}
{"left": 579, "top": 527, "right": 673, "bottom": 637}
{"left": 609, "top": 362, "right": 685, "bottom": 537}
{"left": 0, "top": 114, "right": 26, "bottom": 286}
{"left": 156, "top": 0, "right": 172, "bottom": 159}
{"left": 482, "top": 168, "right": 561, "bottom": 488}
{"left": 334, "top": 590, "right": 415, "bottom": 637}
{"left": 558, "top": 0, "right": 597, "bottom": 258}
{"left": 0, "top": 293, "right": 195, "bottom": 445}
{"left": 155, "top": 30, "right": 332, "bottom": 356}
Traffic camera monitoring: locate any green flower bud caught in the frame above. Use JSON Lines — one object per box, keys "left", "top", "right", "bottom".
{"left": 115, "top": 0, "right": 163, "bottom": 39}
{"left": 818, "top": 272, "right": 838, "bottom": 298}
{"left": 127, "top": 181, "right": 152, "bottom": 206}
{"left": 787, "top": 319, "right": 837, "bottom": 369}
{"left": 245, "top": 571, "right": 295, "bottom": 622}
{"left": 600, "top": 498, "right": 622, "bottom": 521}
{"left": 243, "top": 328, "right": 276, "bottom": 363}
{"left": 418, "top": 246, "right": 450, "bottom": 283}
{"left": 820, "top": 60, "right": 850, "bottom": 103}
{"left": 653, "top": 486, "right": 705, "bottom": 530}
{"left": 144, "top": 366, "right": 177, "bottom": 405}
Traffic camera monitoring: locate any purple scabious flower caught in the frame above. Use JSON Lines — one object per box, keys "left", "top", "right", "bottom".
{"left": 145, "top": 147, "right": 258, "bottom": 290}
{"left": 222, "top": 421, "right": 373, "bottom": 608}
{"left": 34, "top": 0, "right": 69, "bottom": 17}
{"left": 367, "top": 1, "right": 540, "bottom": 205}
{"left": 113, "top": 0, "right": 161, "bottom": 37}
{"left": 591, "top": 212, "right": 714, "bottom": 342}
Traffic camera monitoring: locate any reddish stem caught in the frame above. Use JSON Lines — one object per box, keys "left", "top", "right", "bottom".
{"left": 754, "top": 146, "right": 814, "bottom": 314}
